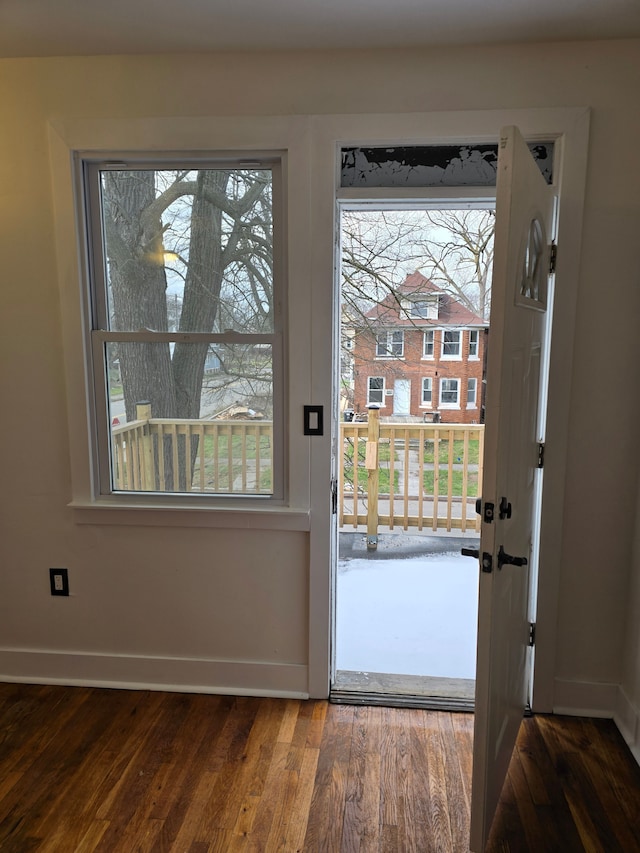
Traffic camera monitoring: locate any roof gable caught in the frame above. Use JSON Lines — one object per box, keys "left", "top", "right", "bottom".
{"left": 364, "top": 271, "right": 488, "bottom": 327}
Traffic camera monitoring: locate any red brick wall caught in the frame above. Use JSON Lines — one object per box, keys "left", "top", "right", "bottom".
{"left": 352, "top": 327, "right": 486, "bottom": 424}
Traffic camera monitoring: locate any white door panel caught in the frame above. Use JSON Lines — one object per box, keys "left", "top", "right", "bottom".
{"left": 470, "top": 125, "right": 555, "bottom": 852}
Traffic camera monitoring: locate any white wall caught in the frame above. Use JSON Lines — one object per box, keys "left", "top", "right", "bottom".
{"left": 1, "top": 41, "right": 639, "bottom": 709}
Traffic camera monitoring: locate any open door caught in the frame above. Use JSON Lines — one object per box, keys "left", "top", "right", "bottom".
{"left": 469, "top": 126, "right": 556, "bottom": 851}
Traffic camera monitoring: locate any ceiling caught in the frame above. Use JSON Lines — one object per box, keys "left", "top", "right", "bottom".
{"left": 1, "top": 0, "right": 639, "bottom": 58}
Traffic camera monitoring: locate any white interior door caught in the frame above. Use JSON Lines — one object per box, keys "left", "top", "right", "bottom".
{"left": 469, "top": 126, "right": 556, "bottom": 852}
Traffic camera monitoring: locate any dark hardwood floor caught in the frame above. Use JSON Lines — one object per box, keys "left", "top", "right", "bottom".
{"left": 0, "top": 683, "right": 638, "bottom": 851}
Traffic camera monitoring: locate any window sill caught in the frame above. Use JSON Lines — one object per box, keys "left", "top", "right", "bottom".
{"left": 69, "top": 500, "right": 311, "bottom": 531}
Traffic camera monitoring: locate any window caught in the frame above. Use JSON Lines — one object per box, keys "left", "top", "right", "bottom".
{"left": 440, "top": 378, "right": 460, "bottom": 408}
{"left": 469, "top": 329, "right": 479, "bottom": 358}
{"left": 82, "top": 157, "right": 284, "bottom": 500}
{"left": 411, "top": 298, "right": 438, "bottom": 320}
{"left": 376, "top": 330, "right": 404, "bottom": 358}
{"left": 467, "top": 377, "right": 478, "bottom": 407}
{"left": 421, "top": 377, "right": 433, "bottom": 406}
{"left": 368, "top": 377, "right": 385, "bottom": 406}
{"left": 442, "top": 330, "right": 462, "bottom": 358}
{"left": 423, "top": 329, "right": 435, "bottom": 358}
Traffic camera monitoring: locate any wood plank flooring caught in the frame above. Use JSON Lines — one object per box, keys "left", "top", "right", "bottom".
{"left": 0, "top": 683, "right": 639, "bottom": 851}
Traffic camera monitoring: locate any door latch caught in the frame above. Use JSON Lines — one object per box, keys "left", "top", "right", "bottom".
{"left": 461, "top": 548, "right": 493, "bottom": 573}
{"left": 499, "top": 497, "right": 512, "bottom": 520}
{"left": 497, "top": 545, "right": 528, "bottom": 570}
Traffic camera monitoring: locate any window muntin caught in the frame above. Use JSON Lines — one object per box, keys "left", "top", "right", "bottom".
{"left": 368, "top": 376, "right": 385, "bottom": 405}
{"left": 421, "top": 377, "right": 432, "bottom": 406}
{"left": 423, "top": 329, "right": 434, "bottom": 358}
{"left": 440, "top": 378, "right": 460, "bottom": 408}
{"left": 84, "top": 158, "right": 284, "bottom": 500}
{"left": 376, "top": 330, "right": 404, "bottom": 358}
{"left": 442, "top": 330, "right": 462, "bottom": 358}
{"left": 467, "top": 377, "right": 478, "bottom": 408}
{"left": 469, "top": 329, "right": 479, "bottom": 358}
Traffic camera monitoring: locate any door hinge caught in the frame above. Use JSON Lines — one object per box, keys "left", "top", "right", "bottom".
{"left": 537, "top": 442, "right": 545, "bottom": 469}
{"left": 331, "top": 478, "right": 338, "bottom": 515}
{"left": 528, "top": 622, "right": 536, "bottom": 647}
{"left": 549, "top": 242, "right": 557, "bottom": 274}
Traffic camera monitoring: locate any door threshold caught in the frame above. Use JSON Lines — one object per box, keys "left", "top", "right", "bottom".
{"left": 331, "top": 669, "right": 475, "bottom": 712}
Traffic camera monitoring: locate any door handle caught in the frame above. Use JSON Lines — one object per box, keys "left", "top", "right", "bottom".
{"left": 497, "top": 545, "right": 528, "bottom": 569}
{"left": 461, "top": 547, "right": 479, "bottom": 559}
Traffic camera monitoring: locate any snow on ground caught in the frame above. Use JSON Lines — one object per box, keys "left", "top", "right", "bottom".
{"left": 336, "top": 553, "right": 479, "bottom": 679}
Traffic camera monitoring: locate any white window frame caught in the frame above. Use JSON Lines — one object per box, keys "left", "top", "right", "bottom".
{"left": 81, "top": 153, "right": 286, "bottom": 505}
{"left": 421, "top": 377, "right": 433, "bottom": 407}
{"left": 367, "top": 376, "right": 385, "bottom": 406}
{"left": 376, "top": 329, "right": 404, "bottom": 358}
{"left": 467, "top": 377, "right": 478, "bottom": 408}
{"left": 441, "top": 329, "right": 462, "bottom": 359}
{"left": 439, "top": 377, "right": 461, "bottom": 409}
{"left": 423, "top": 329, "right": 435, "bottom": 359}
{"left": 469, "top": 329, "right": 480, "bottom": 359}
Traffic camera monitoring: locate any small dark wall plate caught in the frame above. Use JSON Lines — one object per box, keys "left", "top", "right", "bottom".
{"left": 49, "top": 568, "right": 69, "bottom": 596}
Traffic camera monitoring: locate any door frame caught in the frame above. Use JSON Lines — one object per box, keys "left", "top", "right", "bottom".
{"left": 307, "top": 107, "right": 590, "bottom": 704}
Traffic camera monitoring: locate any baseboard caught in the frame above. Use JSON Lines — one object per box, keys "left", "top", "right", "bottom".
{"left": 0, "top": 648, "right": 309, "bottom": 699}
{"left": 554, "top": 677, "right": 640, "bottom": 768}
{"left": 553, "top": 677, "right": 619, "bottom": 718}
{"left": 615, "top": 685, "right": 640, "bottom": 766}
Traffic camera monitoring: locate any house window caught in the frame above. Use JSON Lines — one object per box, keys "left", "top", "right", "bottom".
{"left": 442, "top": 330, "right": 462, "bottom": 358}
{"left": 467, "top": 377, "right": 478, "bottom": 408}
{"left": 440, "top": 378, "right": 460, "bottom": 408}
{"left": 411, "top": 298, "right": 438, "bottom": 320}
{"left": 376, "top": 330, "right": 404, "bottom": 358}
{"left": 368, "top": 377, "right": 385, "bottom": 406}
{"left": 423, "top": 329, "right": 435, "bottom": 358}
{"left": 469, "top": 329, "right": 479, "bottom": 358}
{"left": 82, "top": 156, "right": 283, "bottom": 500}
{"left": 421, "top": 377, "right": 433, "bottom": 406}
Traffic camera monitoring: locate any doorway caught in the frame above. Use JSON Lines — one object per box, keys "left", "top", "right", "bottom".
{"left": 331, "top": 200, "right": 496, "bottom": 709}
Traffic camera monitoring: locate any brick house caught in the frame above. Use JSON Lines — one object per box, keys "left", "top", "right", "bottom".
{"left": 350, "top": 271, "right": 488, "bottom": 424}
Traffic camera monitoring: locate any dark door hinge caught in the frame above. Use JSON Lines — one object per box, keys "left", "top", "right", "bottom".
{"left": 331, "top": 479, "right": 338, "bottom": 515}
{"left": 537, "top": 442, "right": 545, "bottom": 469}
{"left": 549, "top": 242, "right": 557, "bottom": 274}
{"left": 529, "top": 622, "right": 536, "bottom": 647}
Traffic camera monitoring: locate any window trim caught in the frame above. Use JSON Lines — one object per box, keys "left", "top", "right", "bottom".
{"left": 469, "top": 329, "right": 480, "bottom": 359}
{"left": 367, "top": 376, "right": 385, "bottom": 406}
{"left": 376, "top": 329, "right": 404, "bottom": 359}
{"left": 421, "top": 376, "right": 433, "bottom": 408}
{"left": 81, "top": 153, "right": 287, "bottom": 505}
{"left": 423, "top": 329, "right": 435, "bottom": 359}
{"left": 441, "top": 329, "right": 462, "bottom": 360}
{"left": 439, "top": 377, "right": 461, "bottom": 409}
{"left": 467, "top": 376, "right": 478, "bottom": 408}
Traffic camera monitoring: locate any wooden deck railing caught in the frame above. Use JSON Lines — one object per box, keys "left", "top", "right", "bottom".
{"left": 111, "top": 406, "right": 483, "bottom": 536}
{"left": 339, "top": 410, "right": 483, "bottom": 540}
{"left": 111, "top": 404, "right": 274, "bottom": 494}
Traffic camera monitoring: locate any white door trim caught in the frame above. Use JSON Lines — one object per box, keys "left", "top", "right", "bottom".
{"left": 307, "top": 107, "right": 590, "bottom": 704}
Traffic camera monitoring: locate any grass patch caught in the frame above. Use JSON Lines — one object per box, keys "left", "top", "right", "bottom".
{"left": 423, "top": 467, "right": 479, "bottom": 497}
{"left": 423, "top": 438, "right": 480, "bottom": 465}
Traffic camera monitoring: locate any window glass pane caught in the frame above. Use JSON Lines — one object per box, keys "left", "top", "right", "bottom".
{"left": 424, "top": 330, "right": 434, "bottom": 356}
{"left": 441, "top": 378, "right": 459, "bottom": 404}
{"left": 469, "top": 330, "right": 479, "bottom": 356}
{"left": 99, "top": 168, "right": 274, "bottom": 334}
{"left": 368, "top": 377, "right": 384, "bottom": 403}
{"left": 106, "top": 342, "right": 274, "bottom": 495}
{"left": 443, "top": 330, "right": 461, "bottom": 356}
{"left": 467, "top": 378, "right": 477, "bottom": 405}
{"left": 422, "top": 378, "right": 432, "bottom": 404}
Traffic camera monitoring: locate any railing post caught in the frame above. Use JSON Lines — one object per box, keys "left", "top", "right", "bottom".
{"left": 135, "top": 400, "right": 154, "bottom": 491}
{"left": 365, "top": 404, "right": 380, "bottom": 550}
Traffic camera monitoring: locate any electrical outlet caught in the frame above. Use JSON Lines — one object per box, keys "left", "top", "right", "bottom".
{"left": 49, "top": 568, "right": 69, "bottom": 596}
